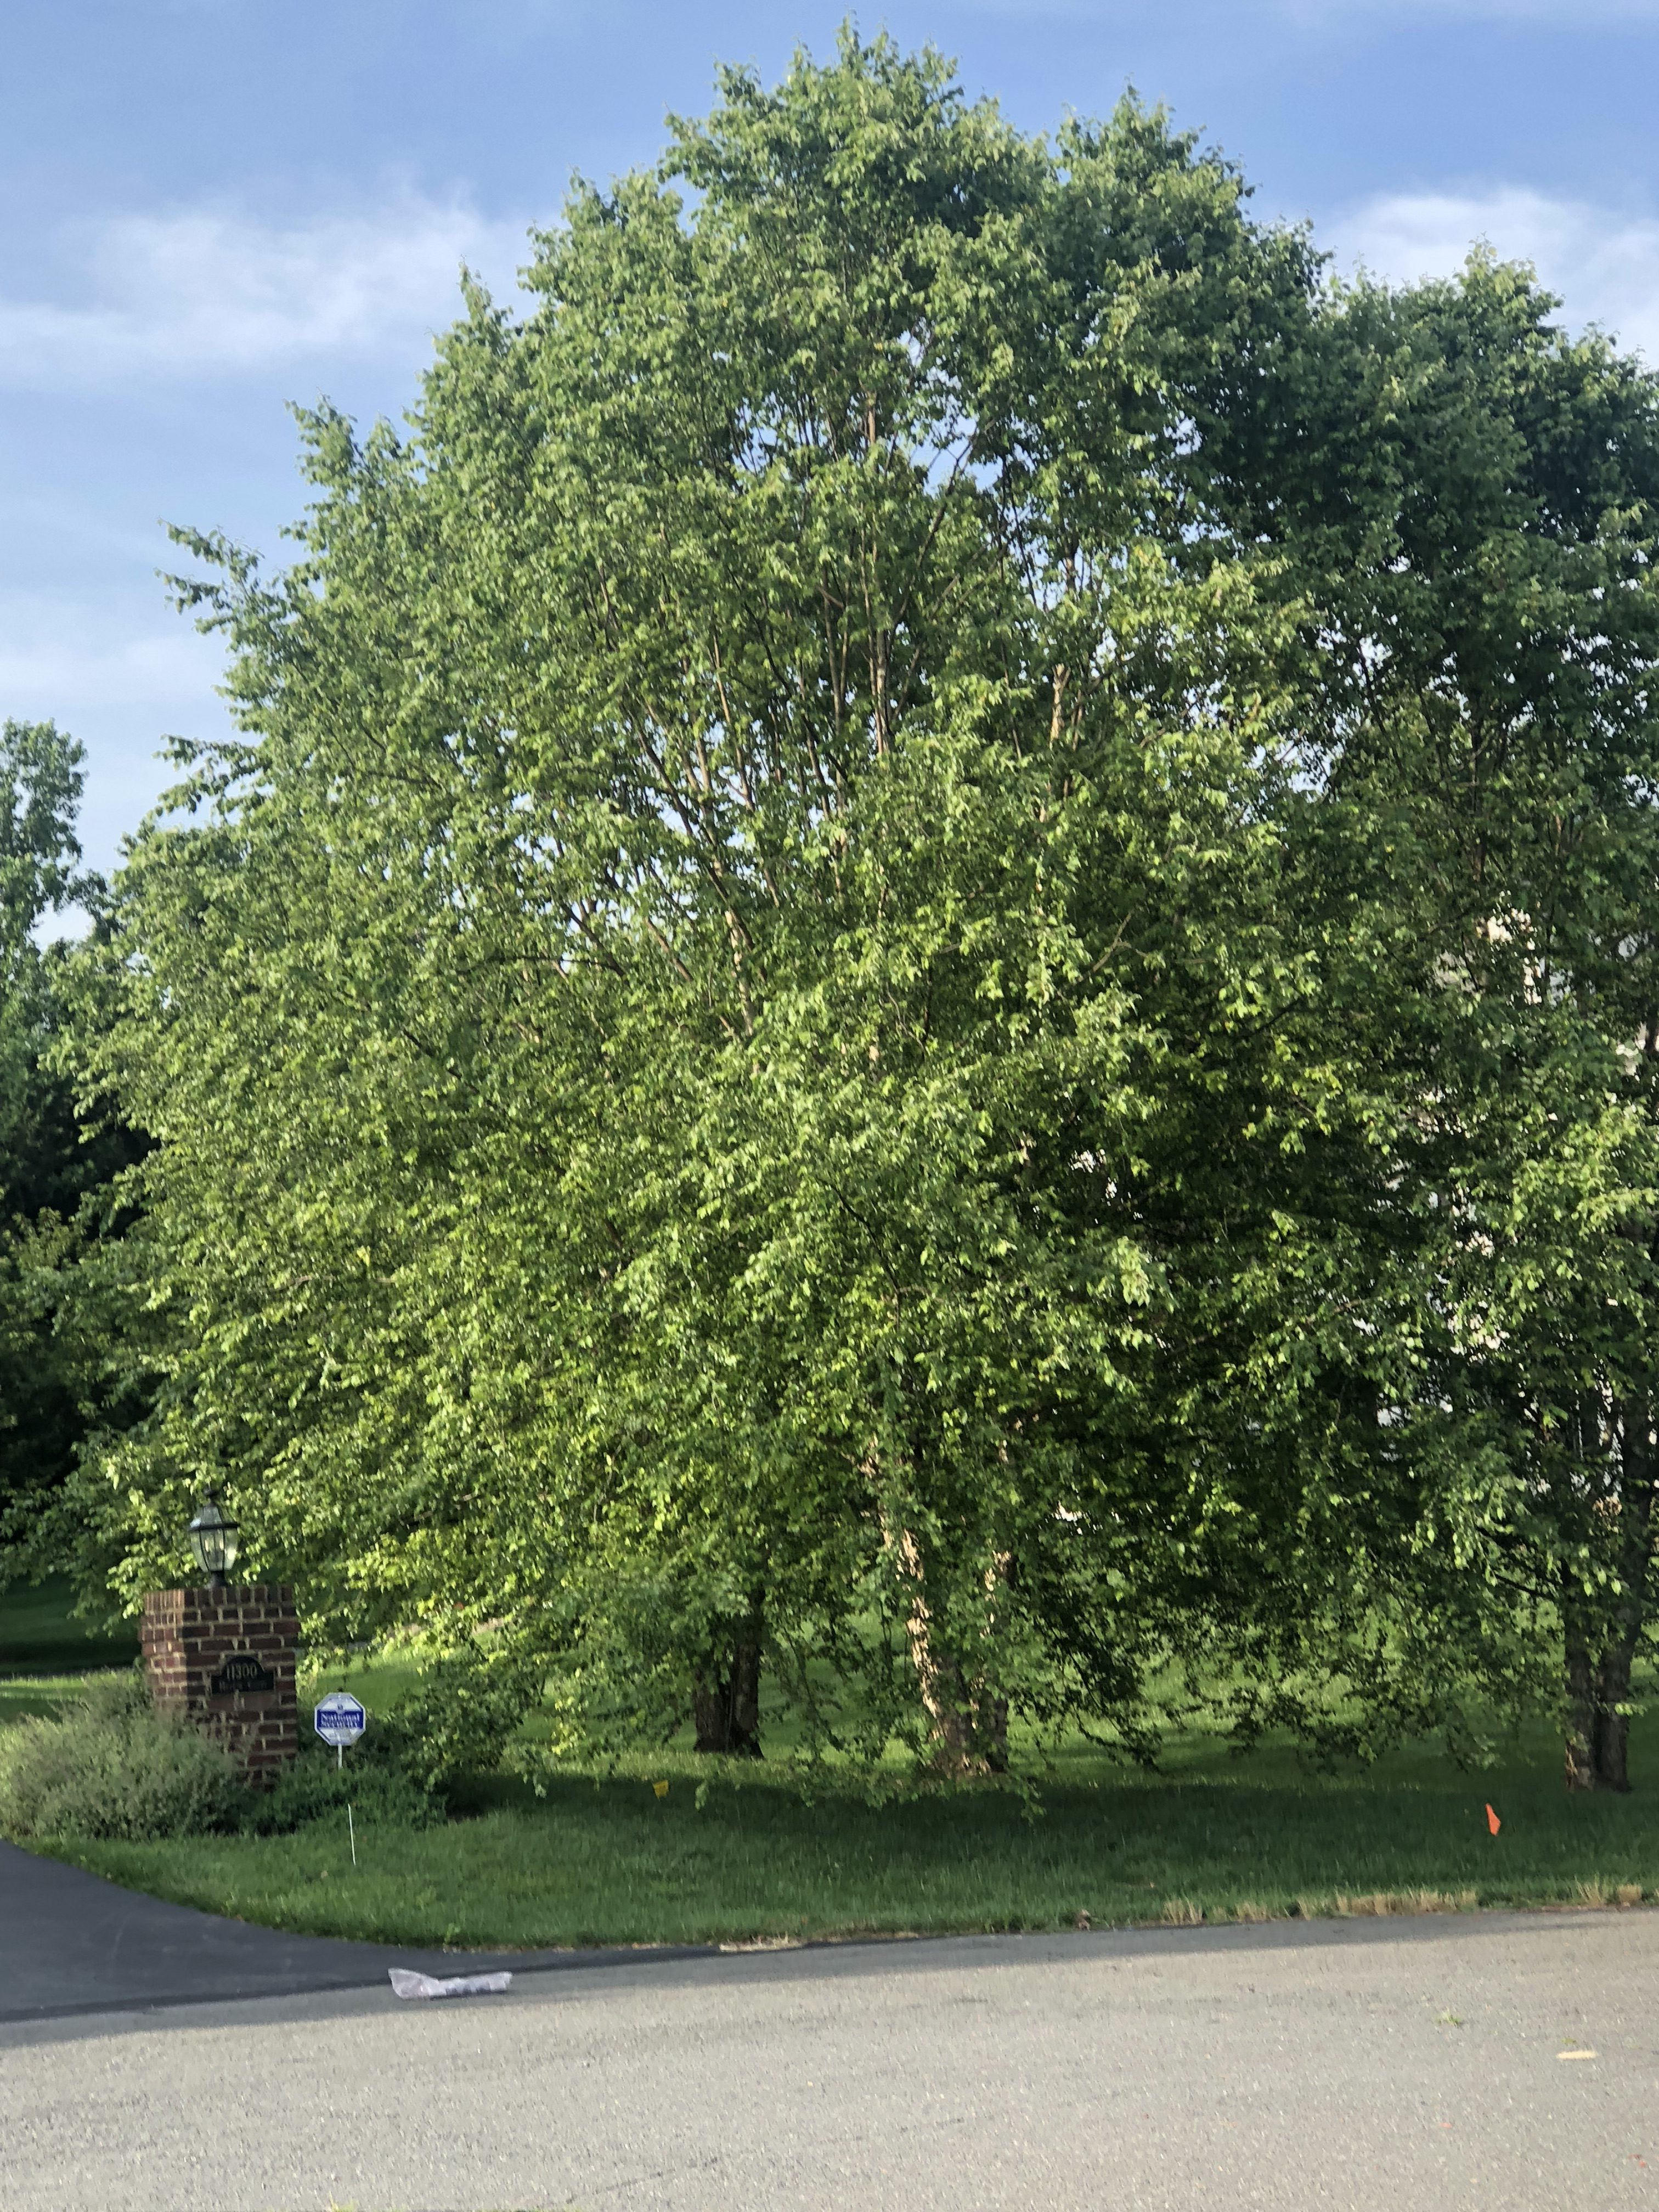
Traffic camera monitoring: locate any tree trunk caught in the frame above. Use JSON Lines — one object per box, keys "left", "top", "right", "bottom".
{"left": 892, "top": 1525, "right": 1007, "bottom": 1776}
{"left": 1565, "top": 1623, "right": 1639, "bottom": 1792}
{"left": 1593, "top": 1644, "right": 1633, "bottom": 1792}
{"left": 912, "top": 1644, "right": 979, "bottom": 1774}
{"left": 692, "top": 1613, "right": 763, "bottom": 1757}
{"left": 976, "top": 1690, "right": 1010, "bottom": 1774}
{"left": 1562, "top": 1400, "right": 1654, "bottom": 1792}
{"left": 1563, "top": 1627, "right": 1598, "bottom": 1791}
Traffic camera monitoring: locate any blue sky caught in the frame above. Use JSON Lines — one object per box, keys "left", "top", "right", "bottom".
{"left": 4, "top": 0, "right": 1655, "bottom": 877}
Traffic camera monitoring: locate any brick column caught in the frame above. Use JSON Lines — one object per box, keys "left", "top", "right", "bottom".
{"left": 140, "top": 1584, "right": 300, "bottom": 1787}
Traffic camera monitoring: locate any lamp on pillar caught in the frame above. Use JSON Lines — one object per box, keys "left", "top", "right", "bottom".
{"left": 187, "top": 1489, "right": 240, "bottom": 1589}
{"left": 144, "top": 1493, "right": 296, "bottom": 1786}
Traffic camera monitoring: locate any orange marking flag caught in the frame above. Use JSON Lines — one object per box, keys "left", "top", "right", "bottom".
{"left": 1485, "top": 1803, "right": 1501, "bottom": 1836}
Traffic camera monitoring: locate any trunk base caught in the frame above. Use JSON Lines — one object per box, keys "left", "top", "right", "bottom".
{"left": 893, "top": 1530, "right": 1009, "bottom": 1776}
{"left": 1565, "top": 1638, "right": 1633, "bottom": 1792}
{"left": 692, "top": 1638, "right": 762, "bottom": 1758}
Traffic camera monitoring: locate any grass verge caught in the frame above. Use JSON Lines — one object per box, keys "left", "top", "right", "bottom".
{"left": 6, "top": 1637, "right": 1656, "bottom": 1951}
{"left": 31, "top": 1752, "right": 1659, "bottom": 1950}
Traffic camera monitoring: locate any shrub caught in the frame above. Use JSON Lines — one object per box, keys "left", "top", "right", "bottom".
{"left": 0, "top": 1674, "right": 246, "bottom": 1842}
{"left": 0, "top": 1676, "right": 445, "bottom": 1844}
{"left": 245, "top": 1716, "right": 441, "bottom": 1835}
{"left": 388, "top": 1647, "right": 547, "bottom": 1792}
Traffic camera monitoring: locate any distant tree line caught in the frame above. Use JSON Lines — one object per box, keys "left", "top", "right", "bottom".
{"left": 9, "top": 35, "right": 1659, "bottom": 1791}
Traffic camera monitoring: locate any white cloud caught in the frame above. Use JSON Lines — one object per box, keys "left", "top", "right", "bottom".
{"left": 1325, "top": 188, "right": 1659, "bottom": 364}
{"left": 0, "top": 593, "right": 239, "bottom": 874}
{"left": 0, "top": 196, "right": 532, "bottom": 391}
{"left": 0, "top": 607, "right": 214, "bottom": 714}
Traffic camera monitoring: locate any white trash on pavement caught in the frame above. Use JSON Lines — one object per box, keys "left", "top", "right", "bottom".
{"left": 389, "top": 1967, "right": 513, "bottom": 2001}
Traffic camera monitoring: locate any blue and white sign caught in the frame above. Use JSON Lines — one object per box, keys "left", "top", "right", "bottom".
{"left": 313, "top": 1690, "right": 367, "bottom": 1751}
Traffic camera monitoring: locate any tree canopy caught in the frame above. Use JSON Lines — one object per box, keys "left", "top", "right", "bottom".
{"left": 0, "top": 718, "right": 131, "bottom": 1578}
{"left": 60, "top": 33, "right": 1659, "bottom": 1788}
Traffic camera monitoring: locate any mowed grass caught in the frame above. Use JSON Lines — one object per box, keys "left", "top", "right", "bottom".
{"left": 6, "top": 1592, "right": 1656, "bottom": 1949}
{"left": 31, "top": 1703, "right": 1659, "bottom": 1951}
{"left": 0, "top": 1575, "right": 138, "bottom": 1675}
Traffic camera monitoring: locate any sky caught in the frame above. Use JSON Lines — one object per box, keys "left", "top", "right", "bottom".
{"left": 3, "top": 0, "right": 1656, "bottom": 880}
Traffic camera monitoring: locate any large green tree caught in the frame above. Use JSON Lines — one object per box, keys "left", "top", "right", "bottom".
{"left": 1209, "top": 258, "right": 1659, "bottom": 1787}
{"left": 77, "top": 36, "right": 1659, "bottom": 1788}
{"left": 0, "top": 718, "right": 128, "bottom": 1579}
{"left": 82, "top": 37, "right": 1357, "bottom": 1770}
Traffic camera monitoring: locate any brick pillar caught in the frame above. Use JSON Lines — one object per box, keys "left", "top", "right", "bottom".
{"left": 140, "top": 1584, "right": 300, "bottom": 1787}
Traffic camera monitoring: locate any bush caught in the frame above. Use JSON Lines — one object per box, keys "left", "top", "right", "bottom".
{"left": 245, "top": 1715, "right": 441, "bottom": 1835}
{"left": 388, "top": 1647, "right": 547, "bottom": 1792}
{"left": 0, "top": 1674, "right": 246, "bottom": 1842}
{"left": 0, "top": 1675, "right": 445, "bottom": 1844}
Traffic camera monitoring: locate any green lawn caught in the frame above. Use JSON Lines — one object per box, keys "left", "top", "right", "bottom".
{"left": 20, "top": 1680, "right": 1659, "bottom": 1950}
{"left": 0, "top": 1671, "right": 102, "bottom": 1729}
{"left": 5, "top": 1606, "right": 1655, "bottom": 1949}
{"left": 0, "top": 1575, "right": 138, "bottom": 1675}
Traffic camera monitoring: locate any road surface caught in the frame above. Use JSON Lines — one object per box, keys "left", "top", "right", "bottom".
{"left": 2, "top": 1901, "right": 1654, "bottom": 2210}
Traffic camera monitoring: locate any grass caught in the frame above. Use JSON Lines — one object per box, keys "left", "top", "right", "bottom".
{"left": 0, "top": 1574, "right": 138, "bottom": 1675}
{"left": 14, "top": 1678, "right": 1659, "bottom": 1951}
{"left": 5, "top": 1594, "right": 1656, "bottom": 1950}
{"left": 0, "top": 1670, "right": 105, "bottom": 1728}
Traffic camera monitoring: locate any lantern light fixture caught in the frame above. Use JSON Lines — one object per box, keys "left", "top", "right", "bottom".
{"left": 187, "top": 1489, "right": 240, "bottom": 1589}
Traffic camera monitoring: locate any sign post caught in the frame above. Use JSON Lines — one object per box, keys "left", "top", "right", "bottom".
{"left": 313, "top": 1689, "right": 367, "bottom": 1769}
{"left": 313, "top": 1690, "right": 368, "bottom": 1867}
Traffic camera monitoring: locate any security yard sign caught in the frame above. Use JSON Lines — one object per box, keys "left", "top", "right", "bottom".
{"left": 313, "top": 1689, "right": 366, "bottom": 1765}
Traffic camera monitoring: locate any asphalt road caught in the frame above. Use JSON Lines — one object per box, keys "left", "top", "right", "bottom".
{"left": 0, "top": 1838, "right": 701, "bottom": 2021}
{"left": 3, "top": 1906, "right": 1656, "bottom": 2212}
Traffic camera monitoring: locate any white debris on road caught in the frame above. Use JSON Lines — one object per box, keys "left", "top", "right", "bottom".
{"left": 388, "top": 1967, "right": 512, "bottom": 2001}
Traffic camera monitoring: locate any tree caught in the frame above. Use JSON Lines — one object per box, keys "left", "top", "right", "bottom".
{"left": 82, "top": 36, "right": 1659, "bottom": 1792}
{"left": 1214, "top": 256, "right": 1659, "bottom": 1787}
{"left": 82, "top": 36, "right": 1353, "bottom": 1769}
{"left": 0, "top": 719, "right": 128, "bottom": 1579}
